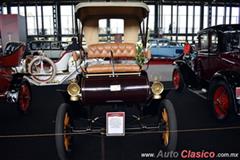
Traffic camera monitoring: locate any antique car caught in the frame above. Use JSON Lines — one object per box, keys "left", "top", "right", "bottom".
{"left": 55, "top": 2, "right": 177, "bottom": 160}
{"left": 144, "top": 38, "right": 183, "bottom": 84}
{"left": 172, "top": 24, "right": 240, "bottom": 120}
{"left": 22, "top": 41, "right": 81, "bottom": 85}
{"left": 148, "top": 38, "right": 183, "bottom": 59}
{"left": 0, "top": 42, "right": 31, "bottom": 114}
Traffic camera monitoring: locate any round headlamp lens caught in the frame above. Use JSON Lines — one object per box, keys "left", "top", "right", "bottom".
{"left": 151, "top": 81, "right": 164, "bottom": 95}
{"left": 67, "top": 82, "right": 80, "bottom": 96}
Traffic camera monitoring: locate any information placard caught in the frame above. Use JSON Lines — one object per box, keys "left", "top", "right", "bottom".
{"left": 106, "top": 112, "right": 125, "bottom": 136}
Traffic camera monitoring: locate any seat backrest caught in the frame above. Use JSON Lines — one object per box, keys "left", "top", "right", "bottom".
{"left": 87, "top": 43, "right": 136, "bottom": 59}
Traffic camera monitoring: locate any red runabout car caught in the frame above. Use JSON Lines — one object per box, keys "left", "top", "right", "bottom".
{"left": 0, "top": 42, "right": 31, "bottom": 114}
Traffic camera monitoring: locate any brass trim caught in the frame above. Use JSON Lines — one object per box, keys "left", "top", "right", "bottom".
{"left": 151, "top": 81, "right": 164, "bottom": 100}
{"left": 85, "top": 72, "right": 141, "bottom": 77}
{"left": 70, "top": 96, "right": 80, "bottom": 101}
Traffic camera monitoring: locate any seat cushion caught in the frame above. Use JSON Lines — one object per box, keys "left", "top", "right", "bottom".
{"left": 87, "top": 43, "right": 136, "bottom": 59}
{"left": 86, "top": 64, "right": 140, "bottom": 73}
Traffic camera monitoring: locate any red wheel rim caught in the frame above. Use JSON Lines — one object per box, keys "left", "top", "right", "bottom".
{"left": 173, "top": 70, "right": 180, "bottom": 90}
{"left": 213, "top": 86, "right": 229, "bottom": 119}
{"left": 19, "top": 83, "right": 31, "bottom": 112}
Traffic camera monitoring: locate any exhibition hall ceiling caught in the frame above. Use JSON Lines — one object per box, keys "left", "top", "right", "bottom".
{"left": 2, "top": 0, "right": 240, "bottom": 6}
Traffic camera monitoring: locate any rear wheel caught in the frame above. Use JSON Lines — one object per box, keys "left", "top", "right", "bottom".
{"left": 55, "top": 103, "right": 73, "bottom": 160}
{"left": 158, "top": 99, "right": 177, "bottom": 151}
{"left": 172, "top": 69, "right": 184, "bottom": 92}
{"left": 209, "top": 80, "right": 233, "bottom": 120}
{"left": 17, "top": 80, "right": 31, "bottom": 114}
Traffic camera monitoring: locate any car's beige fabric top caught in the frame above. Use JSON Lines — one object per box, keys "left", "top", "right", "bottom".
{"left": 77, "top": 2, "right": 148, "bottom": 46}
{"left": 75, "top": 2, "right": 149, "bottom": 23}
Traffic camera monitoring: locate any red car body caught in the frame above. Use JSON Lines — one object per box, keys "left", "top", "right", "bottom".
{"left": 173, "top": 24, "right": 240, "bottom": 120}
{"left": 0, "top": 42, "right": 31, "bottom": 113}
{"left": 195, "top": 24, "right": 240, "bottom": 81}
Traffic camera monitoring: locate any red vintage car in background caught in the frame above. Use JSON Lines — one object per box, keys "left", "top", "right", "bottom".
{"left": 173, "top": 24, "right": 240, "bottom": 120}
{"left": 0, "top": 42, "right": 31, "bottom": 113}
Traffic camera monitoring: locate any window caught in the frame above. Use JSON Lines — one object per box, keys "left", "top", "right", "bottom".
{"left": 26, "top": 6, "right": 37, "bottom": 35}
{"left": 232, "top": 7, "right": 239, "bottom": 24}
{"left": 210, "top": 32, "right": 218, "bottom": 52}
{"left": 217, "top": 7, "right": 224, "bottom": 25}
{"left": 11, "top": 7, "right": 18, "bottom": 14}
{"left": 148, "top": 5, "right": 155, "bottom": 32}
{"left": 199, "top": 33, "right": 208, "bottom": 51}
{"left": 98, "top": 19, "right": 124, "bottom": 43}
{"left": 223, "top": 31, "right": 240, "bottom": 52}
{"left": 162, "top": 5, "right": 171, "bottom": 34}
{"left": 212, "top": 7, "right": 216, "bottom": 26}
{"left": 188, "top": 6, "right": 194, "bottom": 34}
{"left": 110, "top": 19, "right": 124, "bottom": 42}
{"left": 43, "top": 6, "right": 53, "bottom": 35}
{"left": 3, "top": 7, "right": 7, "bottom": 14}
{"left": 37, "top": 6, "right": 42, "bottom": 35}
{"left": 204, "top": 6, "right": 208, "bottom": 28}
{"left": 99, "top": 19, "right": 107, "bottom": 34}
{"left": 194, "top": 6, "right": 200, "bottom": 33}
{"left": 19, "top": 7, "right": 25, "bottom": 16}
{"left": 178, "top": 6, "right": 186, "bottom": 33}
{"left": 61, "top": 5, "right": 74, "bottom": 34}
{"left": 172, "top": 6, "right": 177, "bottom": 34}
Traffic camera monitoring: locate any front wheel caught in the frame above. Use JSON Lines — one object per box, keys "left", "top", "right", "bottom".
{"left": 55, "top": 103, "right": 73, "bottom": 160}
{"left": 208, "top": 80, "right": 233, "bottom": 120}
{"left": 17, "top": 80, "right": 32, "bottom": 114}
{"left": 158, "top": 99, "right": 177, "bottom": 151}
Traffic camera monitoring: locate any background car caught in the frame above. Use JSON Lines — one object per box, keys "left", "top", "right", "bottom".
{"left": 145, "top": 38, "right": 183, "bottom": 83}
{"left": 22, "top": 41, "right": 82, "bottom": 85}
{"left": 173, "top": 24, "right": 240, "bottom": 120}
{"left": 0, "top": 42, "right": 31, "bottom": 114}
{"left": 148, "top": 38, "right": 183, "bottom": 59}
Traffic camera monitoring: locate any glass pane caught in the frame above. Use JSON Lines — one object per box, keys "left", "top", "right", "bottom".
{"left": 11, "top": 7, "right": 18, "bottom": 14}
{"left": 210, "top": 33, "right": 218, "bottom": 52}
{"left": 172, "top": 5, "right": 177, "bottom": 34}
{"left": 217, "top": 7, "right": 224, "bottom": 25}
{"left": 226, "top": 7, "right": 230, "bottom": 24}
{"left": 99, "top": 19, "right": 107, "bottom": 34}
{"left": 19, "top": 7, "right": 25, "bottom": 16}
{"left": 110, "top": 19, "right": 124, "bottom": 34}
{"left": 43, "top": 6, "right": 53, "bottom": 35}
{"left": 194, "top": 6, "right": 200, "bottom": 33}
{"left": 212, "top": 7, "right": 216, "bottom": 26}
{"left": 148, "top": 5, "right": 155, "bottom": 32}
{"left": 204, "top": 6, "right": 208, "bottom": 28}
{"left": 3, "top": 7, "right": 7, "bottom": 14}
{"left": 162, "top": 5, "right": 171, "bottom": 34}
{"left": 61, "top": 5, "right": 73, "bottom": 34}
{"left": 178, "top": 6, "right": 186, "bottom": 34}
{"left": 26, "top": 6, "right": 37, "bottom": 35}
{"left": 232, "top": 7, "right": 239, "bottom": 24}
{"left": 200, "top": 34, "right": 208, "bottom": 50}
{"left": 37, "top": 6, "right": 42, "bottom": 35}
{"left": 188, "top": 6, "right": 193, "bottom": 34}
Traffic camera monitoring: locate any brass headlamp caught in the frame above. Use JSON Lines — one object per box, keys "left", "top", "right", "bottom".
{"left": 67, "top": 81, "right": 81, "bottom": 101}
{"left": 151, "top": 80, "right": 164, "bottom": 99}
